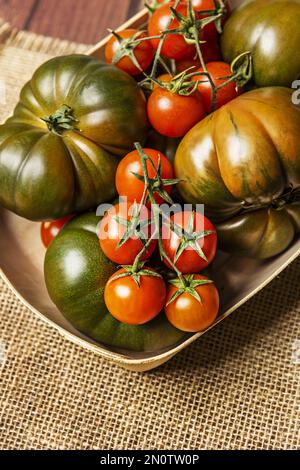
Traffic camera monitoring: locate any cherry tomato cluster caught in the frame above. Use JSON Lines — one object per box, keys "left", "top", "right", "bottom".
{"left": 104, "top": 0, "right": 248, "bottom": 138}
{"left": 100, "top": 146, "right": 219, "bottom": 333}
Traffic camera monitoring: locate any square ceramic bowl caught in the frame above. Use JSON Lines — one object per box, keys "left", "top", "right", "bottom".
{"left": 1, "top": 1, "right": 299, "bottom": 371}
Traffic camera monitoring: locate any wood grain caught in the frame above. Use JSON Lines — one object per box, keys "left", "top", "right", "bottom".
{"left": 0, "top": 0, "right": 144, "bottom": 44}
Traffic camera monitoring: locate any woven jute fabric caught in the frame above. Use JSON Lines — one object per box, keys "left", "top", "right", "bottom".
{"left": 0, "top": 20, "right": 299, "bottom": 451}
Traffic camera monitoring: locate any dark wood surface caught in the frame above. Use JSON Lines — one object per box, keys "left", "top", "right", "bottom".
{"left": 0, "top": 0, "right": 143, "bottom": 44}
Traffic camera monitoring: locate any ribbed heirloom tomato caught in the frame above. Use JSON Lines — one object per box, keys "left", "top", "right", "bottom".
{"left": 99, "top": 202, "right": 157, "bottom": 265}
{"left": 148, "top": 2, "right": 196, "bottom": 60}
{"left": 41, "top": 215, "right": 74, "bottom": 248}
{"left": 116, "top": 148, "right": 175, "bottom": 205}
{"left": 104, "top": 268, "right": 167, "bottom": 325}
{"left": 105, "top": 29, "right": 154, "bottom": 76}
{"left": 162, "top": 210, "right": 217, "bottom": 273}
{"left": 165, "top": 274, "right": 219, "bottom": 332}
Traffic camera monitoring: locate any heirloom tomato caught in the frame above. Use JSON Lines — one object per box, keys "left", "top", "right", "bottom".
{"left": 0, "top": 55, "right": 148, "bottom": 221}
{"left": 175, "top": 87, "right": 300, "bottom": 258}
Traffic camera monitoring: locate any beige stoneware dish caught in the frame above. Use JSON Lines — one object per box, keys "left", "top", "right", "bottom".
{"left": 1, "top": 1, "right": 299, "bottom": 371}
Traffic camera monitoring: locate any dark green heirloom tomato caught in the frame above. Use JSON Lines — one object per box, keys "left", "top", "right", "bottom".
{"left": 221, "top": 0, "right": 300, "bottom": 87}
{"left": 44, "top": 212, "right": 185, "bottom": 352}
{"left": 0, "top": 55, "right": 148, "bottom": 221}
{"left": 174, "top": 87, "right": 300, "bottom": 259}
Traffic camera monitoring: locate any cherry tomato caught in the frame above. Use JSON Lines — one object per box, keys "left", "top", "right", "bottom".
{"left": 41, "top": 215, "right": 74, "bottom": 248}
{"left": 176, "top": 39, "right": 221, "bottom": 72}
{"left": 148, "top": 3, "right": 197, "bottom": 60}
{"left": 165, "top": 274, "right": 219, "bottom": 332}
{"left": 162, "top": 210, "right": 217, "bottom": 273}
{"left": 99, "top": 202, "right": 157, "bottom": 265}
{"left": 105, "top": 29, "right": 154, "bottom": 76}
{"left": 116, "top": 148, "right": 174, "bottom": 205}
{"left": 147, "top": 86, "right": 205, "bottom": 138}
{"left": 194, "top": 61, "right": 239, "bottom": 113}
{"left": 104, "top": 267, "right": 167, "bottom": 325}
{"left": 192, "top": 0, "right": 231, "bottom": 41}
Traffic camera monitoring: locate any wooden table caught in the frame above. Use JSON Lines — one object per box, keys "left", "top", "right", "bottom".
{"left": 0, "top": 0, "right": 143, "bottom": 44}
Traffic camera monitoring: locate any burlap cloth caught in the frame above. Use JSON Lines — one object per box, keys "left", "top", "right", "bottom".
{"left": 0, "top": 20, "right": 299, "bottom": 451}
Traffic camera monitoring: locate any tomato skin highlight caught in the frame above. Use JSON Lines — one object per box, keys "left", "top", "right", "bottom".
{"left": 147, "top": 87, "right": 206, "bottom": 138}
{"left": 148, "top": 3, "right": 197, "bottom": 60}
{"left": 105, "top": 29, "right": 154, "bottom": 76}
{"left": 105, "top": 268, "right": 167, "bottom": 325}
{"left": 162, "top": 211, "right": 217, "bottom": 273}
{"left": 194, "top": 61, "right": 239, "bottom": 113}
{"left": 41, "top": 215, "right": 74, "bottom": 248}
{"left": 165, "top": 274, "right": 219, "bottom": 332}
{"left": 116, "top": 148, "right": 174, "bottom": 205}
{"left": 99, "top": 202, "right": 157, "bottom": 265}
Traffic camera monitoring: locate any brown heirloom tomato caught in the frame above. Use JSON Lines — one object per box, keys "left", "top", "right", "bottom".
{"left": 221, "top": 0, "right": 300, "bottom": 87}
{"left": 104, "top": 268, "right": 167, "bottom": 325}
{"left": 0, "top": 55, "right": 148, "bottom": 221}
{"left": 175, "top": 87, "right": 300, "bottom": 259}
{"left": 165, "top": 274, "right": 219, "bottom": 332}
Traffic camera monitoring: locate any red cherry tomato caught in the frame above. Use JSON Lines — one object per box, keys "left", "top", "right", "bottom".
{"left": 194, "top": 61, "right": 239, "bottom": 113}
{"left": 162, "top": 210, "right": 217, "bottom": 273}
{"left": 147, "top": 85, "right": 206, "bottom": 138}
{"left": 99, "top": 202, "right": 157, "bottom": 265}
{"left": 148, "top": 2, "right": 197, "bottom": 60}
{"left": 41, "top": 215, "right": 74, "bottom": 248}
{"left": 192, "top": 0, "right": 231, "bottom": 40}
{"left": 165, "top": 274, "right": 219, "bottom": 332}
{"left": 116, "top": 148, "right": 174, "bottom": 205}
{"left": 104, "top": 267, "right": 167, "bottom": 325}
{"left": 176, "top": 39, "right": 221, "bottom": 72}
{"left": 105, "top": 29, "right": 154, "bottom": 76}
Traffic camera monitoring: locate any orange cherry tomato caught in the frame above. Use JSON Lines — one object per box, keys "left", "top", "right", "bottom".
{"left": 41, "top": 215, "right": 74, "bottom": 248}
{"left": 194, "top": 61, "right": 239, "bottom": 113}
{"left": 116, "top": 148, "right": 174, "bottom": 205}
{"left": 147, "top": 86, "right": 206, "bottom": 138}
{"left": 162, "top": 210, "right": 217, "bottom": 273}
{"left": 148, "top": 2, "right": 197, "bottom": 60}
{"left": 165, "top": 274, "right": 219, "bottom": 332}
{"left": 105, "top": 268, "right": 167, "bottom": 325}
{"left": 105, "top": 29, "right": 154, "bottom": 76}
{"left": 99, "top": 202, "right": 157, "bottom": 265}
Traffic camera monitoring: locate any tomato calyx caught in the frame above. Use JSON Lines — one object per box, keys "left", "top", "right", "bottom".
{"left": 166, "top": 274, "right": 213, "bottom": 305}
{"left": 109, "top": 262, "right": 163, "bottom": 288}
{"left": 132, "top": 148, "right": 180, "bottom": 204}
{"left": 230, "top": 51, "right": 253, "bottom": 89}
{"left": 169, "top": 211, "right": 216, "bottom": 263}
{"left": 113, "top": 201, "right": 152, "bottom": 249}
{"left": 168, "top": 1, "right": 221, "bottom": 47}
{"left": 42, "top": 105, "right": 79, "bottom": 136}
